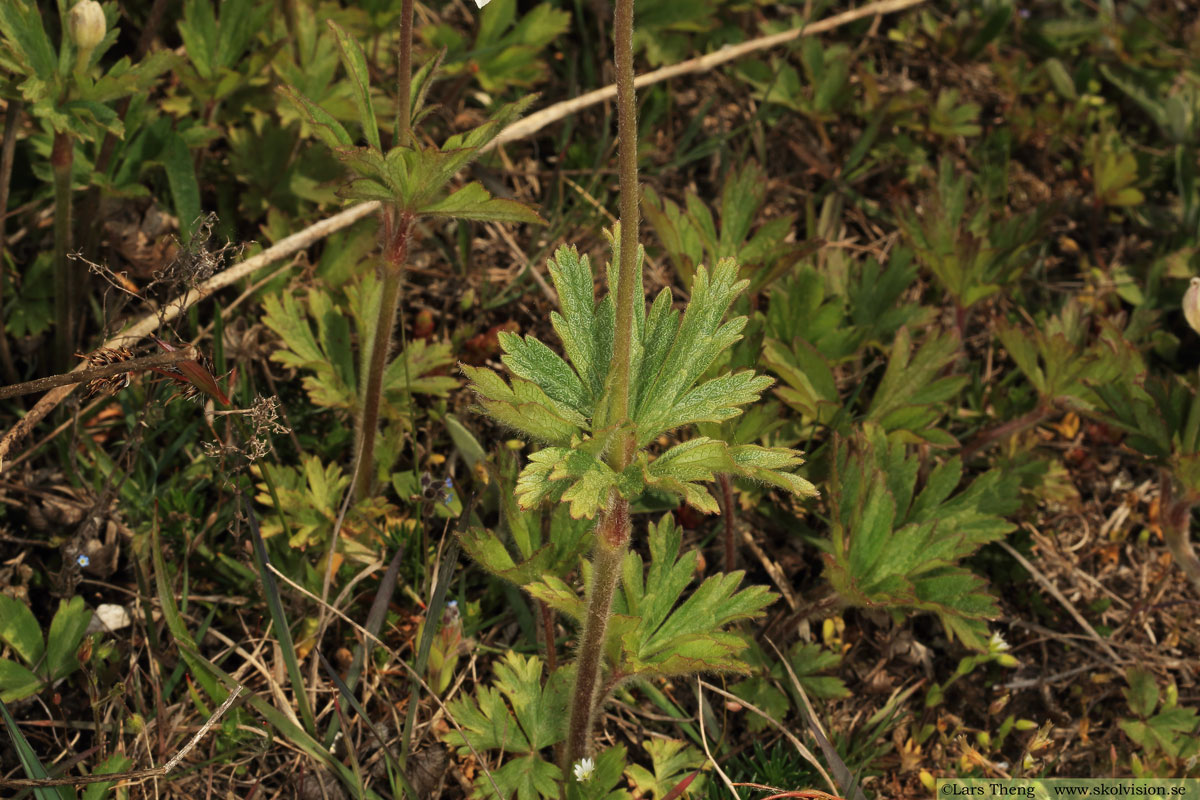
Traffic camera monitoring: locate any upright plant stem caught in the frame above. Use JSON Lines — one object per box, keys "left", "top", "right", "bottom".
{"left": 51, "top": 131, "right": 75, "bottom": 372}
{"left": 396, "top": 0, "right": 414, "bottom": 148}
{"left": 352, "top": 222, "right": 409, "bottom": 502}
{"left": 352, "top": 0, "right": 416, "bottom": 502}
{"left": 718, "top": 473, "right": 736, "bottom": 572}
{"left": 566, "top": 0, "right": 639, "bottom": 769}
{"left": 565, "top": 502, "right": 629, "bottom": 765}
{"left": 608, "top": 0, "right": 639, "bottom": 448}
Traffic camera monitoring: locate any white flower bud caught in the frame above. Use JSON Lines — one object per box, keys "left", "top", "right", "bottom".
{"left": 473, "top": 0, "right": 492, "bottom": 7}
{"left": 1184, "top": 277, "right": 1200, "bottom": 335}
{"left": 68, "top": 1, "right": 106, "bottom": 52}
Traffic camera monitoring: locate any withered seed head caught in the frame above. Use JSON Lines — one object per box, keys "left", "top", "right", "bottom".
{"left": 76, "top": 346, "right": 136, "bottom": 396}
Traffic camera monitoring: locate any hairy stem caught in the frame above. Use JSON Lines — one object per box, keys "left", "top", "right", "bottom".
{"left": 396, "top": 0, "right": 414, "bottom": 147}
{"left": 539, "top": 599, "right": 558, "bottom": 673}
{"left": 718, "top": 473, "right": 736, "bottom": 572}
{"left": 565, "top": 499, "right": 630, "bottom": 766}
{"left": 352, "top": 0, "right": 416, "bottom": 503}
{"left": 563, "top": 0, "right": 640, "bottom": 769}
{"left": 352, "top": 254, "right": 406, "bottom": 502}
{"left": 51, "top": 131, "right": 75, "bottom": 371}
{"left": 607, "top": 0, "right": 639, "bottom": 457}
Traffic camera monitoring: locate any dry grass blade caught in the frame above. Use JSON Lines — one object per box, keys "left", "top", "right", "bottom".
{"left": 698, "top": 679, "right": 838, "bottom": 796}
{"left": 997, "top": 539, "right": 1124, "bottom": 664}
{"left": 488, "top": 0, "right": 927, "bottom": 150}
{"left": 767, "top": 638, "right": 866, "bottom": 800}
{"left": 261, "top": 533, "right": 508, "bottom": 800}
{"left": 0, "top": 687, "right": 243, "bottom": 790}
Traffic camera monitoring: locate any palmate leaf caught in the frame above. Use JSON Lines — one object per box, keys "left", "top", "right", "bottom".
{"left": 472, "top": 246, "right": 776, "bottom": 444}
{"left": 624, "top": 739, "right": 706, "bottom": 800}
{"left": 863, "top": 326, "right": 966, "bottom": 446}
{"left": 263, "top": 276, "right": 457, "bottom": 413}
{"left": 824, "top": 424, "right": 1019, "bottom": 650}
{"left": 513, "top": 444, "right": 642, "bottom": 519}
{"left": 283, "top": 53, "right": 538, "bottom": 218}
{"left": 641, "top": 437, "right": 817, "bottom": 514}
{"left": 467, "top": 232, "right": 815, "bottom": 515}
{"left": 253, "top": 455, "right": 350, "bottom": 547}
{"left": 463, "top": 365, "right": 586, "bottom": 445}
{"left": 633, "top": 259, "right": 760, "bottom": 445}
{"left": 459, "top": 502, "right": 592, "bottom": 588}
{"left": 545, "top": 245, "right": 608, "bottom": 401}
{"left": 528, "top": 515, "right": 774, "bottom": 678}
{"left": 442, "top": 652, "right": 569, "bottom": 800}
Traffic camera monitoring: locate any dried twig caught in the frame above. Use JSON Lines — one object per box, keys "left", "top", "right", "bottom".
{"left": 0, "top": 348, "right": 197, "bottom": 401}
{"left": 488, "top": 0, "right": 927, "bottom": 151}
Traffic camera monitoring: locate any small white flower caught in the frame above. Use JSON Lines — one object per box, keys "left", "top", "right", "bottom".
{"left": 573, "top": 757, "right": 595, "bottom": 782}
{"left": 473, "top": 0, "right": 492, "bottom": 8}
{"left": 988, "top": 631, "right": 1011, "bottom": 653}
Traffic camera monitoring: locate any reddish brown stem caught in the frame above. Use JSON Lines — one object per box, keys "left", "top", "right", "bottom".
{"left": 538, "top": 599, "right": 558, "bottom": 673}
{"left": 565, "top": 499, "right": 629, "bottom": 767}
{"left": 718, "top": 473, "right": 736, "bottom": 572}
{"left": 960, "top": 404, "right": 1052, "bottom": 461}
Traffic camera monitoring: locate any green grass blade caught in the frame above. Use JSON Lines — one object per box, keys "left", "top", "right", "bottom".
{"left": 0, "top": 698, "right": 73, "bottom": 800}
{"left": 240, "top": 491, "right": 318, "bottom": 735}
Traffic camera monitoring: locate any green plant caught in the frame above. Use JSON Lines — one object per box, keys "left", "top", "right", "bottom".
{"left": 457, "top": 2, "right": 816, "bottom": 788}
{"left": 0, "top": 0, "right": 172, "bottom": 367}
{"left": 764, "top": 321, "right": 966, "bottom": 446}
{"left": 1089, "top": 362, "right": 1200, "bottom": 594}
{"left": 733, "top": 37, "right": 853, "bottom": 121}
{"left": 261, "top": 273, "right": 458, "bottom": 494}
{"left": 821, "top": 423, "right": 1021, "bottom": 651}
{"left": 1119, "top": 667, "right": 1200, "bottom": 775}
{"left": 0, "top": 594, "right": 93, "bottom": 702}
{"left": 896, "top": 157, "right": 1046, "bottom": 338}
{"left": 421, "top": 0, "right": 570, "bottom": 95}
{"left": 279, "top": 13, "right": 543, "bottom": 504}
{"left": 730, "top": 640, "right": 849, "bottom": 734}
{"left": 642, "top": 159, "right": 808, "bottom": 294}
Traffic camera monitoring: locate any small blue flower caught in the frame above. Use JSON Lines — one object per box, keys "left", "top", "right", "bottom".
{"left": 76, "top": 554, "right": 90, "bottom": 568}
